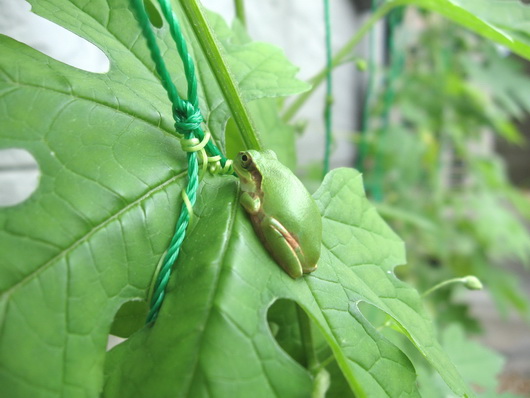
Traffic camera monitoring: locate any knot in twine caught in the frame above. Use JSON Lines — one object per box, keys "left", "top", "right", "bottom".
{"left": 180, "top": 132, "right": 233, "bottom": 176}
{"left": 173, "top": 101, "right": 202, "bottom": 135}
{"left": 133, "top": 0, "right": 234, "bottom": 325}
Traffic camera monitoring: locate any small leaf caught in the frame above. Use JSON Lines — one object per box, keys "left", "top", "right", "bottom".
{"left": 441, "top": 324, "right": 504, "bottom": 393}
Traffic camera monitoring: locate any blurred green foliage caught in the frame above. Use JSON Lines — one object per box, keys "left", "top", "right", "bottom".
{"left": 296, "top": 6, "right": 530, "bottom": 395}
{"left": 362, "top": 12, "right": 530, "bottom": 327}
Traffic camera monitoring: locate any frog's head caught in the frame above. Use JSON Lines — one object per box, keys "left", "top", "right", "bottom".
{"left": 233, "top": 150, "right": 277, "bottom": 191}
{"left": 233, "top": 150, "right": 258, "bottom": 183}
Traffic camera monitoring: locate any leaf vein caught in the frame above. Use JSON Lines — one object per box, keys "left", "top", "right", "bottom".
{"left": 0, "top": 171, "right": 186, "bottom": 299}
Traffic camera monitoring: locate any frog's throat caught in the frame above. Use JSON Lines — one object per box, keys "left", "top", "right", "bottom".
{"left": 241, "top": 168, "right": 263, "bottom": 196}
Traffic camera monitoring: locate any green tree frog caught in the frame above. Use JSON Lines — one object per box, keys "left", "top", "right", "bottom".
{"left": 233, "top": 150, "right": 322, "bottom": 279}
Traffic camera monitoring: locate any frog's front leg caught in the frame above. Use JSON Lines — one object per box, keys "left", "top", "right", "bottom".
{"left": 240, "top": 191, "right": 261, "bottom": 215}
{"left": 260, "top": 217, "right": 309, "bottom": 279}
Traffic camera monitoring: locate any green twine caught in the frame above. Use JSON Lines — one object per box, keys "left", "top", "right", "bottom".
{"left": 381, "top": 9, "right": 404, "bottom": 130}
{"left": 356, "top": 0, "right": 379, "bottom": 174}
{"left": 323, "top": 0, "right": 333, "bottom": 177}
{"left": 356, "top": 1, "right": 404, "bottom": 202}
{"left": 234, "top": 0, "right": 247, "bottom": 27}
{"left": 131, "top": 0, "right": 232, "bottom": 324}
{"left": 370, "top": 7, "right": 405, "bottom": 202}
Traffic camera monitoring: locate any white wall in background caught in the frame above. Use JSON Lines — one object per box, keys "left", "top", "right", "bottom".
{"left": 0, "top": 0, "right": 109, "bottom": 72}
{"left": 203, "top": 0, "right": 363, "bottom": 170}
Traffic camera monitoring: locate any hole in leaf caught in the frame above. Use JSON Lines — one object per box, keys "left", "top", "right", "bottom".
{"left": 357, "top": 301, "right": 391, "bottom": 330}
{"left": 0, "top": 0, "right": 110, "bottom": 73}
{"left": 358, "top": 301, "right": 411, "bottom": 342}
{"left": 267, "top": 300, "right": 333, "bottom": 366}
{"left": 0, "top": 148, "right": 40, "bottom": 207}
{"left": 267, "top": 299, "right": 355, "bottom": 396}
{"left": 325, "top": 358, "right": 356, "bottom": 398}
{"left": 267, "top": 299, "right": 306, "bottom": 366}
{"left": 107, "top": 335, "right": 126, "bottom": 351}
{"left": 144, "top": 0, "right": 163, "bottom": 29}
{"left": 109, "top": 299, "right": 148, "bottom": 339}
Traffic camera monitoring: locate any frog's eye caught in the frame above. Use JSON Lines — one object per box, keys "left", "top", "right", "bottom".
{"left": 240, "top": 152, "right": 252, "bottom": 169}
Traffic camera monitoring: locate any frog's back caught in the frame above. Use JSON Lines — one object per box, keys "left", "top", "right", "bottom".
{"left": 260, "top": 159, "right": 322, "bottom": 266}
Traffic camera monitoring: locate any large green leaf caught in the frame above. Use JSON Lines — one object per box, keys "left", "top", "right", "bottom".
{"left": 0, "top": 0, "right": 471, "bottom": 397}
{"left": 104, "top": 169, "right": 472, "bottom": 397}
{"left": 0, "top": 0, "right": 304, "bottom": 395}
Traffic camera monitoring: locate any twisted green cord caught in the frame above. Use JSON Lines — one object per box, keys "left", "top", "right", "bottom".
{"left": 157, "top": 0, "right": 198, "bottom": 108}
{"left": 371, "top": 7, "right": 405, "bottom": 202}
{"left": 147, "top": 153, "right": 198, "bottom": 323}
{"left": 131, "top": 0, "right": 230, "bottom": 324}
{"left": 159, "top": 0, "right": 233, "bottom": 170}
{"left": 356, "top": 0, "right": 379, "bottom": 173}
{"left": 133, "top": 0, "right": 230, "bottom": 170}
{"left": 323, "top": 0, "right": 333, "bottom": 177}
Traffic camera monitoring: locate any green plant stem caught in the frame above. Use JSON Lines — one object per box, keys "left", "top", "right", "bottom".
{"left": 316, "top": 354, "right": 336, "bottom": 372}
{"left": 234, "top": 0, "right": 246, "bottom": 27}
{"left": 296, "top": 305, "right": 319, "bottom": 372}
{"left": 422, "top": 278, "right": 463, "bottom": 297}
{"left": 179, "top": 0, "right": 262, "bottom": 150}
{"left": 422, "top": 276, "right": 482, "bottom": 297}
{"left": 323, "top": 0, "right": 333, "bottom": 177}
{"left": 356, "top": 0, "right": 378, "bottom": 173}
{"left": 312, "top": 367, "right": 330, "bottom": 398}
{"left": 369, "top": 7, "right": 404, "bottom": 201}
{"left": 282, "top": 0, "right": 405, "bottom": 123}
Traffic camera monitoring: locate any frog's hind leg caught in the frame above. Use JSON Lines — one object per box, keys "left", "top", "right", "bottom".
{"left": 260, "top": 218, "right": 305, "bottom": 279}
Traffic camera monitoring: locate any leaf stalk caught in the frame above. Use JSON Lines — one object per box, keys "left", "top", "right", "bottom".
{"left": 234, "top": 0, "right": 246, "bottom": 27}
{"left": 296, "top": 305, "right": 319, "bottom": 372}
{"left": 179, "top": 0, "right": 262, "bottom": 150}
{"left": 422, "top": 275, "right": 483, "bottom": 297}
